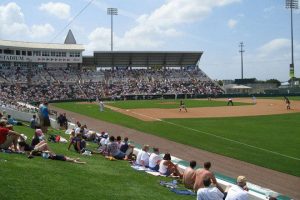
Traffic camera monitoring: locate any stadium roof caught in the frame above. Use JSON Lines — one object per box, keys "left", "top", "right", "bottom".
{"left": 0, "top": 40, "right": 84, "bottom": 51}
{"left": 91, "top": 51, "right": 203, "bottom": 67}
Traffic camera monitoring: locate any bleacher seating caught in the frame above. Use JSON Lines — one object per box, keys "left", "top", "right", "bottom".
{"left": 0, "top": 66, "right": 224, "bottom": 102}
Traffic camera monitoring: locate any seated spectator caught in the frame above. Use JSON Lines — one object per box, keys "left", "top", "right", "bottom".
{"left": 197, "top": 177, "right": 224, "bottom": 200}
{"left": 116, "top": 136, "right": 122, "bottom": 148}
{"left": 119, "top": 137, "right": 129, "bottom": 153}
{"left": 99, "top": 132, "right": 109, "bottom": 151}
{"left": 19, "top": 138, "right": 49, "bottom": 157}
{"left": 149, "top": 147, "right": 161, "bottom": 171}
{"left": 183, "top": 160, "right": 197, "bottom": 189}
{"left": 30, "top": 115, "right": 38, "bottom": 129}
{"left": 76, "top": 121, "right": 81, "bottom": 128}
{"left": 159, "top": 153, "right": 182, "bottom": 178}
{"left": 194, "top": 162, "right": 223, "bottom": 193}
{"left": 67, "top": 130, "right": 76, "bottom": 150}
{"left": 7, "top": 115, "right": 22, "bottom": 126}
{"left": 84, "top": 130, "right": 96, "bottom": 142}
{"left": 136, "top": 145, "right": 150, "bottom": 167}
{"left": 119, "top": 137, "right": 134, "bottom": 158}
{"left": 31, "top": 129, "right": 45, "bottom": 147}
{"left": 0, "top": 127, "right": 20, "bottom": 151}
{"left": 107, "top": 136, "right": 127, "bottom": 160}
{"left": 225, "top": 176, "right": 248, "bottom": 200}
{"left": 73, "top": 133, "right": 86, "bottom": 154}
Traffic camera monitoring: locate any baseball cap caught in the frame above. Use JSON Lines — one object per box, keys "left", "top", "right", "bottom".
{"left": 237, "top": 176, "right": 247, "bottom": 184}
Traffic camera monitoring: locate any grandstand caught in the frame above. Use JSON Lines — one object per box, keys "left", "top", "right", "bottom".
{"left": 0, "top": 33, "right": 224, "bottom": 103}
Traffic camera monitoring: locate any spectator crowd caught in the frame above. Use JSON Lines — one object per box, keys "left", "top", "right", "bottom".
{"left": 0, "top": 67, "right": 223, "bottom": 103}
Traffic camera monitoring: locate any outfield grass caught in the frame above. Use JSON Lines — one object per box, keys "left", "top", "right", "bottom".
{"left": 106, "top": 99, "right": 251, "bottom": 109}
{"left": 54, "top": 102, "right": 300, "bottom": 176}
{"left": 0, "top": 126, "right": 193, "bottom": 200}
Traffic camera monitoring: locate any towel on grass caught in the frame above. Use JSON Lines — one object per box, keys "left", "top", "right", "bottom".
{"left": 170, "top": 188, "right": 195, "bottom": 195}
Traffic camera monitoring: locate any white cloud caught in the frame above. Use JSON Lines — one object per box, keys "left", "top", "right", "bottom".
{"left": 86, "top": 27, "right": 112, "bottom": 53}
{"left": 258, "top": 38, "right": 290, "bottom": 58}
{"left": 227, "top": 19, "right": 237, "bottom": 29}
{"left": 0, "top": 2, "right": 28, "bottom": 36}
{"left": 30, "top": 24, "right": 55, "bottom": 38}
{"left": 0, "top": 2, "right": 55, "bottom": 39}
{"left": 39, "top": 2, "right": 71, "bottom": 20}
{"left": 86, "top": 0, "right": 240, "bottom": 52}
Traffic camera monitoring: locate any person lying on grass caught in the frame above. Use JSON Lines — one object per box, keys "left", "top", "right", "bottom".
{"left": 41, "top": 151, "right": 86, "bottom": 164}
{"left": 19, "top": 140, "right": 86, "bottom": 164}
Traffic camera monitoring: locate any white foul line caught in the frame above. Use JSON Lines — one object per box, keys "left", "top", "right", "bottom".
{"left": 129, "top": 110, "right": 300, "bottom": 161}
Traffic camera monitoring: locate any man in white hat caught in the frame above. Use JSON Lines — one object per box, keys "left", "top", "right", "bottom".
{"left": 225, "top": 176, "right": 248, "bottom": 200}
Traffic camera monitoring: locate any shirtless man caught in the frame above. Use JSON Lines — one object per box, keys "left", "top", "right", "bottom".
{"left": 183, "top": 160, "right": 197, "bottom": 189}
{"left": 194, "top": 161, "right": 224, "bottom": 193}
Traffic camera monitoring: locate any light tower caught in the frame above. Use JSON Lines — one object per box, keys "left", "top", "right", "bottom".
{"left": 107, "top": 8, "right": 118, "bottom": 51}
{"left": 285, "top": 0, "right": 298, "bottom": 79}
{"left": 239, "top": 42, "right": 245, "bottom": 79}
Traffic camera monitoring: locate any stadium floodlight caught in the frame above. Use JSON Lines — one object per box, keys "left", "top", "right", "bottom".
{"left": 285, "top": 0, "right": 298, "bottom": 79}
{"left": 239, "top": 42, "right": 245, "bottom": 79}
{"left": 107, "top": 8, "right": 118, "bottom": 51}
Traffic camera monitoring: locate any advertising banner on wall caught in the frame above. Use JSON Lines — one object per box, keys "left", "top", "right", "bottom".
{"left": 0, "top": 54, "right": 82, "bottom": 63}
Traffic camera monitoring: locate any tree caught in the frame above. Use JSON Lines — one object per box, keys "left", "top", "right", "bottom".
{"left": 218, "top": 80, "right": 223, "bottom": 86}
{"left": 266, "top": 79, "right": 281, "bottom": 87}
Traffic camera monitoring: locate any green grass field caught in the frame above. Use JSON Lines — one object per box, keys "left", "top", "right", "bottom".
{"left": 107, "top": 99, "right": 251, "bottom": 109}
{"left": 54, "top": 101, "right": 300, "bottom": 177}
{"left": 0, "top": 126, "right": 193, "bottom": 200}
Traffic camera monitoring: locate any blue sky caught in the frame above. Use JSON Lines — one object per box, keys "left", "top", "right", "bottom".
{"left": 0, "top": 0, "right": 299, "bottom": 81}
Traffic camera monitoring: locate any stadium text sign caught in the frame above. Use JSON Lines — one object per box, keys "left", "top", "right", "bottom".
{"left": 0, "top": 54, "right": 82, "bottom": 63}
{"left": 0, "top": 55, "right": 25, "bottom": 61}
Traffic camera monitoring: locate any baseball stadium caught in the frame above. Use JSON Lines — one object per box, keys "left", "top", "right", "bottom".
{"left": 0, "top": 1, "right": 299, "bottom": 200}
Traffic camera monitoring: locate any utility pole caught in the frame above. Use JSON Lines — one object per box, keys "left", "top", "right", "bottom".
{"left": 239, "top": 42, "right": 245, "bottom": 79}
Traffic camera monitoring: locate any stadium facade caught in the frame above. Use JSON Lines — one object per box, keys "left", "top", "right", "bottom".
{"left": 0, "top": 30, "right": 84, "bottom": 69}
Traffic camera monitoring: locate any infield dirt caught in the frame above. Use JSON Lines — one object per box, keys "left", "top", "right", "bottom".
{"left": 97, "top": 98, "right": 300, "bottom": 121}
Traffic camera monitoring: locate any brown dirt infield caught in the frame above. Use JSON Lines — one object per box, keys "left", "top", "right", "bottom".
{"left": 52, "top": 98, "right": 300, "bottom": 199}
{"left": 102, "top": 98, "right": 300, "bottom": 121}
